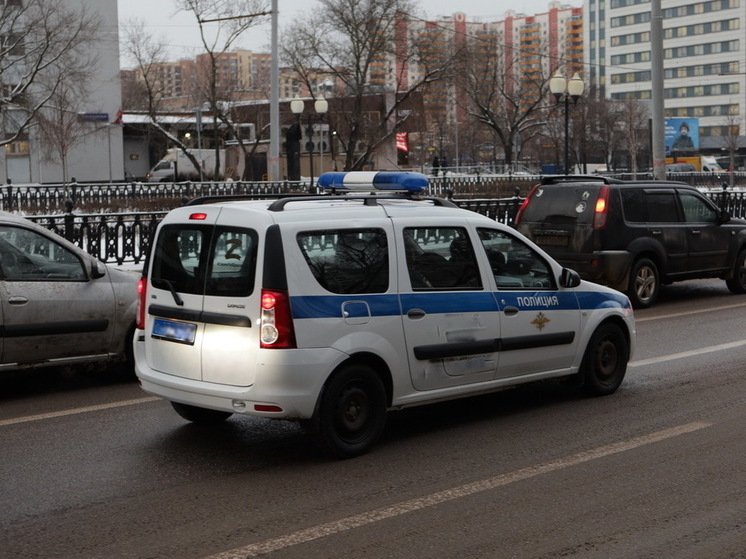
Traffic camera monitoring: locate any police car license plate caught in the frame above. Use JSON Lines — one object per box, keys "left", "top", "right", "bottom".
{"left": 152, "top": 318, "right": 197, "bottom": 345}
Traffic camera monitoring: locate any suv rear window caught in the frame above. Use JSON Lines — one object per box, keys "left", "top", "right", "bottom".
{"left": 522, "top": 185, "right": 602, "bottom": 224}
{"left": 151, "top": 224, "right": 258, "bottom": 297}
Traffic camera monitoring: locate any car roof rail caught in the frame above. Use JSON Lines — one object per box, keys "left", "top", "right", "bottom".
{"left": 266, "top": 194, "right": 459, "bottom": 212}
{"left": 540, "top": 175, "right": 624, "bottom": 185}
{"left": 185, "top": 193, "right": 306, "bottom": 206}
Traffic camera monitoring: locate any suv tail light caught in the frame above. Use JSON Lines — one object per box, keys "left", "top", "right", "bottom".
{"left": 136, "top": 277, "right": 148, "bottom": 330}
{"left": 593, "top": 185, "right": 610, "bottom": 229}
{"left": 513, "top": 184, "right": 539, "bottom": 226}
{"left": 260, "top": 289, "right": 296, "bottom": 348}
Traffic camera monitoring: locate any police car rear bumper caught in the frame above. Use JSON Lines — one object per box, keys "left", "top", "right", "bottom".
{"left": 135, "top": 342, "right": 347, "bottom": 419}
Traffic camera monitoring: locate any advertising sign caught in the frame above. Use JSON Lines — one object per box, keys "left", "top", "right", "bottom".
{"left": 665, "top": 118, "right": 699, "bottom": 153}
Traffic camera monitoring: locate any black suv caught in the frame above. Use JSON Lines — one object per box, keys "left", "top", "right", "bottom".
{"left": 515, "top": 176, "right": 746, "bottom": 307}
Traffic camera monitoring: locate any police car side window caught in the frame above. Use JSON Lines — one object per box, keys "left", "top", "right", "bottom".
{"left": 404, "top": 227, "right": 482, "bottom": 290}
{"left": 297, "top": 228, "right": 389, "bottom": 294}
{"left": 477, "top": 228, "right": 555, "bottom": 290}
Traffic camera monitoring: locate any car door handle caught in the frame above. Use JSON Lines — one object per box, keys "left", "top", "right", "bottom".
{"left": 691, "top": 230, "right": 701, "bottom": 235}
{"left": 503, "top": 306, "right": 519, "bottom": 316}
{"left": 407, "top": 308, "right": 426, "bottom": 319}
{"left": 651, "top": 229, "right": 662, "bottom": 235}
{"left": 8, "top": 296, "right": 28, "bottom": 305}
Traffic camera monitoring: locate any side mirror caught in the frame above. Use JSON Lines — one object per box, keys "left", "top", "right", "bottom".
{"left": 560, "top": 267, "right": 581, "bottom": 288}
{"left": 719, "top": 210, "right": 731, "bottom": 224}
{"left": 91, "top": 260, "right": 107, "bottom": 279}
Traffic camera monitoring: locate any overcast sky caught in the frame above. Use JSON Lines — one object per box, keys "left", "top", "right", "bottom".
{"left": 117, "top": 0, "right": 581, "bottom": 68}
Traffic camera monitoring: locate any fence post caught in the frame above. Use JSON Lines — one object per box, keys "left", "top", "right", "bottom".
{"left": 64, "top": 199, "right": 75, "bottom": 242}
{"left": 6, "top": 179, "right": 12, "bottom": 212}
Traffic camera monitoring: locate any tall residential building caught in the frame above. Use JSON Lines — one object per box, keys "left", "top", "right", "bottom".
{"left": 386, "top": 4, "right": 583, "bottom": 163}
{"left": 141, "top": 50, "right": 272, "bottom": 109}
{"left": 590, "top": 0, "right": 745, "bottom": 149}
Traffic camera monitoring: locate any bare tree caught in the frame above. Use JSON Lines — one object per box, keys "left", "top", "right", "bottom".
{"left": 177, "top": 0, "right": 270, "bottom": 179}
{"left": 455, "top": 34, "right": 550, "bottom": 168}
{"left": 36, "top": 83, "right": 88, "bottom": 182}
{"left": 0, "top": 0, "right": 99, "bottom": 148}
{"left": 281, "top": 0, "right": 455, "bottom": 171}
{"left": 620, "top": 97, "right": 649, "bottom": 176}
{"left": 123, "top": 19, "right": 203, "bottom": 174}
{"left": 718, "top": 111, "right": 743, "bottom": 187}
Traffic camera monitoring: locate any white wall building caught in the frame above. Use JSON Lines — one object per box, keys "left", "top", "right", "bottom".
{"left": 0, "top": 0, "right": 123, "bottom": 184}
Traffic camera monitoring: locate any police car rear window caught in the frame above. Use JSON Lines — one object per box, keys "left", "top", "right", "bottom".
{"left": 297, "top": 228, "right": 389, "bottom": 294}
{"left": 151, "top": 225, "right": 258, "bottom": 297}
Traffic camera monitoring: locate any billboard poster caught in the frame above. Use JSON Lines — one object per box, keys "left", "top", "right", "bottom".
{"left": 665, "top": 118, "right": 699, "bottom": 153}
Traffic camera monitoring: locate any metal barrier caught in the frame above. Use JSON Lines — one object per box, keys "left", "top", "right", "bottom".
{"left": 27, "top": 211, "right": 165, "bottom": 265}
{"left": 1, "top": 180, "right": 308, "bottom": 213}
{"left": 20, "top": 182, "right": 746, "bottom": 265}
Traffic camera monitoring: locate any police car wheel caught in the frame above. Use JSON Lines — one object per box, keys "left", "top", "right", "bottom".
{"left": 581, "top": 323, "right": 629, "bottom": 397}
{"left": 627, "top": 257, "right": 659, "bottom": 308}
{"left": 171, "top": 402, "right": 232, "bottom": 423}
{"left": 726, "top": 248, "right": 746, "bottom": 294}
{"left": 313, "top": 364, "right": 387, "bottom": 459}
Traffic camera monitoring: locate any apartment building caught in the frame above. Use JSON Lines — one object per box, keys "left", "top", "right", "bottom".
{"left": 141, "top": 50, "right": 273, "bottom": 110}
{"left": 593, "top": 0, "right": 745, "bottom": 150}
{"left": 384, "top": 3, "right": 583, "bottom": 165}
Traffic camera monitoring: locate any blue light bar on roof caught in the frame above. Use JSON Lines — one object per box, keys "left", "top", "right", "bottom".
{"left": 317, "top": 171, "right": 429, "bottom": 192}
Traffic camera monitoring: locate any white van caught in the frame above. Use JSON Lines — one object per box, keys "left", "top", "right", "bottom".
{"left": 134, "top": 171, "right": 636, "bottom": 457}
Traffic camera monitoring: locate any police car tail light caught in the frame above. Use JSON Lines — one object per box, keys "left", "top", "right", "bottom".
{"left": 593, "top": 185, "right": 610, "bottom": 229}
{"left": 514, "top": 184, "right": 539, "bottom": 226}
{"left": 136, "top": 277, "right": 147, "bottom": 330}
{"left": 259, "top": 289, "right": 296, "bottom": 348}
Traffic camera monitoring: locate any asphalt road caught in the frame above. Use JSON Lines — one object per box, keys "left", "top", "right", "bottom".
{"left": 1, "top": 279, "right": 745, "bottom": 559}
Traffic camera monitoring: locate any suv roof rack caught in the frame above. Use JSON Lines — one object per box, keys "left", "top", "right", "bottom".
{"left": 541, "top": 175, "right": 624, "bottom": 185}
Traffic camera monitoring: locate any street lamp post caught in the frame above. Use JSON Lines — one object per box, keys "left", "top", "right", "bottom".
{"left": 290, "top": 98, "right": 328, "bottom": 189}
{"left": 550, "top": 71, "right": 585, "bottom": 174}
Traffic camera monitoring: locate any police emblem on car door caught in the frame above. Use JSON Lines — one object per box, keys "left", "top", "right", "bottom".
{"left": 477, "top": 228, "right": 581, "bottom": 379}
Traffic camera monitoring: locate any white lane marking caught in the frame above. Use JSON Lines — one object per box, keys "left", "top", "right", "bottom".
{"left": 203, "top": 422, "right": 711, "bottom": 559}
{"left": 0, "top": 397, "right": 160, "bottom": 427}
{"left": 629, "top": 339, "right": 746, "bottom": 367}
{"left": 635, "top": 300, "right": 746, "bottom": 322}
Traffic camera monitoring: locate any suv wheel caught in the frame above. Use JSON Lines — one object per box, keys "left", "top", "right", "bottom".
{"left": 581, "top": 323, "right": 629, "bottom": 396}
{"left": 726, "top": 248, "right": 746, "bottom": 294}
{"left": 310, "top": 364, "right": 387, "bottom": 459}
{"left": 627, "top": 257, "right": 659, "bottom": 308}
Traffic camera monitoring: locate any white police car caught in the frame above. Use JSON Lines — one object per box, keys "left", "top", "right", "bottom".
{"left": 134, "top": 171, "right": 636, "bottom": 457}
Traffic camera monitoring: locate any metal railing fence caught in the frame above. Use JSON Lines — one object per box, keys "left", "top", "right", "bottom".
{"left": 16, "top": 179, "right": 746, "bottom": 265}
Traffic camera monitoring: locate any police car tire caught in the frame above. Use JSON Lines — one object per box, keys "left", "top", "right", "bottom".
{"left": 725, "top": 248, "right": 746, "bottom": 294}
{"left": 627, "top": 257, "right": 659, "bottom": 309}
{"left": 171, "top": 402, "right": 232, "bottom": 423}
{"left": 312, "top": 364, "right": 387, "bottom": 459}
{"left": 581, "top": 323, "right": 628, "bottom": 397}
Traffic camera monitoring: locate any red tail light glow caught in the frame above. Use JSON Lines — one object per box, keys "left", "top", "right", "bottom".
{"left": 593, "top": 185, "right": 610, "bottom": 229}
{"left": 259, "top": 289, "right": 296, "bottom": 348}
{"left": 513, "top": 184, "right": 539, "bottom": 226}
{"left": 136, "top": 277, "right": 147, "bottom": 329}
{"left": 189, "top": 212, "right": 208, "bottom": 220}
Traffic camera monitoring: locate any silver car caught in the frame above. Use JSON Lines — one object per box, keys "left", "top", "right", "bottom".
{"left": 0, "top": 212, "right": 138, "bottom": 372}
